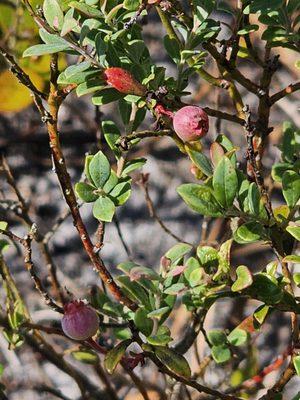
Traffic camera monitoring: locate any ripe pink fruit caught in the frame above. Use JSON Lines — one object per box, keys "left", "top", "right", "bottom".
{"left": 173, "top": 106, "right": 209, "bottom": 142}
{"left": 61, "top": 300, "right": 99, "bottom": 340}
{"left": 103, "top": 67, "right": 146, "bottom": 96}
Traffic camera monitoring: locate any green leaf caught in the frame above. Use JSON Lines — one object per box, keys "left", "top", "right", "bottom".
{"left": 165, "top": 243, "right": 192, "bottom": 264}
{"left": 129, "top": 266, "right": 160, "bottom": 281}
{"left": 271, "top": 162, "right": 293, "bottom": 182}
{"left": 164, "top": 283, "right": 185, "bottom": 295}
{"left": 89, "top": 151, "right": 111, "bottom": 188}
{"left": 188, "top": 268, "right": 203, "bottom": 287}
{"left": 184, "top": 257, "right": 201, "bottom": 284}
{"left": 286, "top": 226, "right": 300, "bottom": 241}
{"left": 147, "top": 334, "right": 172, "bottom": 346}
{"left": 177, "top": 184, "right": 222, "bottom": 217}
{"left": 84, "top": 155, "right": 93, "bottom": 183}
{"left": 123, "top": 0, "right": 141, "bottom": 11}
{"left": 282, "top": 121, "right": 299, "bottom": 163}
{"left": 210, "top": 142, "right": 225, "bottom": 167}
{"left": 134, "top": 308, "right": 153, "bottom": 336}
{"left": 103, "top": 171, "right": 118, "bottom": 193}
{"left": 75, "top": 182, "right": 98, "bottom": 202}
{"left": 231, "top": 265, "right": 253, "bottom": 292}
{"left": 244, "top": 0, "right": 285, "bottom": 14}
{"left": 122, "top": 158, "right": 147, "bottom": 176}
{"left": 0, "top": 222, "right": 8, "bottom": 231}
{"left": 72, "top": 350, "right": 99, "bottom": 364}
{"left": 61, "top": 12, "right": 78, "bottom": 36}
{"left": 282, "top": 171, "right": 300, "bottom": 208}
{"left": 147, "top": 307, "right": 170, "bottom": 319}
{"left": 93, "top": 196, "right": 115, "bottom": 222}
{"left": 293, "top": 355, "right": 300, "bottom": 376}
{"left": 234, "top": 222, "right": 263, "bottom": 244}
{"left": 249, "top": 274, "right": 283, "bottom": 305}
{"left": 117, "top": 276, "right": 150, "bottom": 308}
{"left": 215, "top": 135, "right": 237, "bottom": 165}
{"left": 154, "top": 346, "right": 191, "bottom": 378}
{"left": 213, "top": 156, "right": 238, "bottom": 208}
{"left": 23, "top": 43, "right": 69, "bottom": 57}
{"left": 211, "top": 344, "right": 231, "bottom": 364}
{"left": 227, "top": 329, "right": 248, "bottom": 346}
{"left": 127, "top": 40, "right": 149, "bottom": 65}
{"left": 163, "top": 36, "right": 180, "bottom": 64}
{"left": 92, "top": 89, "right": 123, "bottom": 105}
{"left": 110, "top": 181, "right": 131, "bottom": 201}
{"left": 104, "top": 339, "right": 131, "bottom": 374}
{"left": 114, "top": 187, "right": 131, "bottom": 206}
{"left": 69, "top": 1, "right": 102, "bottom": 17}
{"left": 197, "top": 246, "right": 219, "bottom": 272}
{"left": 39, "top": 28, "right": 68, "bottom": 45}
{"left": 76, "top": 79, "right": 106, "bottom": 97}
{"left": 0, "top": 240, "right": 9, "bottom": 253}
{"left": 187, "top": 148, "right": 213, "bottom": 177}
{"left": 102, "top": 121, "right": 121, "bottom": 156}
{"left": 253, "top": 305, "right": 270, "bottom": 325}
{"left": 64, "top": 61, "right": 91, "bottom": 78}
{"left": 293, "top": 273, "right": 300, "bottom": 286}
{"left": 43, "top": 0, "right": 64, "bottom": 29}
{"left": 282, "top": 255, "right": 300, "bottom": 263}
{"left": 237, "top": 24, "right": 259, "bottom": 35}
{"left": 194, "top": 0, "right": 214, "bottom": 23}
{"left": 248, "top": 183, "right": 260, "bottom": 215}
{"left": 58, "top": 69, "right": 99, "bottom": 85}
{"left": 207, "top": 330, "right": 227, "bottom": 346}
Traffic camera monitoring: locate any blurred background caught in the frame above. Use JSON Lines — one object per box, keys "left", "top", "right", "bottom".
{"left": 0, "top": 0, "right": 300, "bottom": 398}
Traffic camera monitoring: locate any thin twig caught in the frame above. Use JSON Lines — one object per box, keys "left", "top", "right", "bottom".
{"left": 145, "top": 350, "right": 242, "bottom": 400}
{"left": 33, "top": 385, "right": 72, "bottom": 400}
{"left": 44, "top": 53, "right": 136, "bottom": 310}
{"left": 138, "top": 174, "right": 190, "bottom": 245}
{"left": 94, "top": 363, "right": 120, "bottom": 400}
{"left": 0, "top": 45, "right": 47, "bottom": 100}
{"left": 0, "top": 156, "right": 65, "bottom": 304}
{"left": 203, "top": 42, "right": 264, "bottom": 97}
{"left": 0, "top": 228, "right": 63, "bottom": 313}
{"left": 243, "top": 106, "right": 273, "bottom": 218}
{"left": 269, "top": 81, "right": 300, "bottom": 104}
{"left": 114, "top": 215, "right": 131, "bottom": 258}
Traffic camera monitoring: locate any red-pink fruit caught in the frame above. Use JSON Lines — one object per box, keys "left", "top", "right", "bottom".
{"left": 103, "top": 67, "right": 146, "bottom": 96}
{"left": 173, "top": 106, "right": 209, "bottom": 142}
{"left": 61, "top": 300, "right": 99, "bottom": 340}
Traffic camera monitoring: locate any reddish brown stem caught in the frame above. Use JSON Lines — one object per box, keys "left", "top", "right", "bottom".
{"left": 46, "top": 55, "right": 136, "bottom": 311}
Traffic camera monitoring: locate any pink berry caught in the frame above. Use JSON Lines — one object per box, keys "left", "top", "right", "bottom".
{"left": 173, "top": 106, "right": 209, "bottom": 142}
{"left": 61, "top": 300, "right": 99, "bottom": 340}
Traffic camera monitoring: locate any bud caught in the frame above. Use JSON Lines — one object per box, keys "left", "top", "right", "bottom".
{"left": 103, "top": 67, "right": 146, "bottom": 96}
{"left": 173, "top": 106, "right": 209, "bottom": 142}
{"left": 61, "top": 300, "right": 99, "bottom": 341}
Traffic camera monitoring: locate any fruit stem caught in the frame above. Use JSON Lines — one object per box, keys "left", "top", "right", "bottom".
{"left": 86, "top": 338, "right": 107, "bottom": 355}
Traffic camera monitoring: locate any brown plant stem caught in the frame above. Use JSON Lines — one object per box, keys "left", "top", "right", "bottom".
{"left": 243, "top": 106, "right": 273, "bottom": 218}
{"left": 269, "top": 81, "right": 300, "bottom": 104}
{"left": 144, "top": 351, "right": 242, "bottom": 400}
{"left": 0, "top": 228, "right": 63, "bottom": 313}
{"left": 94, "top": 363, "right": 120, "bottom": 400}
{"left": 0, "top": 156, "right": 65, "bottom": 304}
{"left": 44, "top": 54, "right": 136, "bottom": 311}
